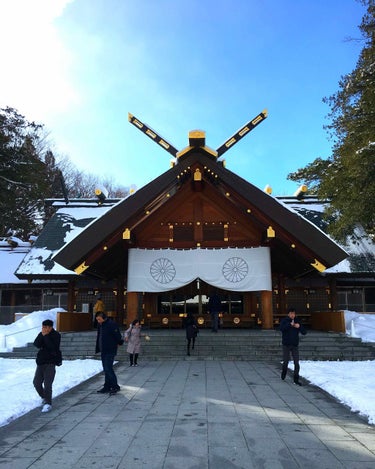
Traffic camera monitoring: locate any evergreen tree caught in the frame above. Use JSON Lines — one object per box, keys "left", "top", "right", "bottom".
{"left": 1, "top": 107, "right": 133, "bottom": 240}
{"left": 0, "top": 107, "right": 60, "bottom": 239}
{"left": 288, "top": 0, "right": 375, "bottom": 241}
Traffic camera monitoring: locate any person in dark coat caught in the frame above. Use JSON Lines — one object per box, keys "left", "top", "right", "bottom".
{"left": 208, "top": 292, "right": 221, "bottom": 332}
{"left": 95, "top": 312, "right": 124, "bottom": 395}
{"left": 184, "top": 312, "right": 199, "bottom": 356}
{"left": 279, "top": 307, "right": 307, "bottom": 385}
{"left": 33, "top": 319, "right": 61, "bottom": 413}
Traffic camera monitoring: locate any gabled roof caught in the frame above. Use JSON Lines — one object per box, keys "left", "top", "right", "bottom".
{"left": 51, "top": 149, "right": 348, "bottom": 279}
{"left": 15, "top": 204, "right": 116, "bottom": 280}
{"left": 280, "top": 196, "right": 375, "bottom": 275}
{"left": 0, "top": 237, "right": 31, "bottom": 285}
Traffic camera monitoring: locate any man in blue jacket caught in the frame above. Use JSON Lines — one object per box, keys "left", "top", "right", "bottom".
{"left": 95, "top": 312, "right": 124, "bottom": 395}
{"left": 279, "top": 308, "right": 307, "bottom": 386}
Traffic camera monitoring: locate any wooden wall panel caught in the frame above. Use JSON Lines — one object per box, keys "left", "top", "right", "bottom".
{"left": 133, "top": 172, "right": 263, "bottom": 248}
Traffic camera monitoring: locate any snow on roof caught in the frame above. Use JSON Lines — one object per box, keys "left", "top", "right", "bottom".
{"left": 279, "top": 196, "right": 375, "bottom": 274}
{"left": 2, "top": 195, "right": 374, "bottom": 282}
{"left": 0, "top": 238, "right": 31, "bottom": 284}
{"left": 14, "top": 203, "right": 115, "bottom": 278}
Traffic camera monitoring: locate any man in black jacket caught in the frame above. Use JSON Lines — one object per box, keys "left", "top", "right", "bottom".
{"left": 208, "top": 292, "right": 222, "bottom": 333}
{"left": 279, "top": 308, "right": 307, "bottom": 386}
{"left": 33, "top": 319, "right": 61, "bottom": 412}
{"left": 95, "top": 312, "right": 124, "bottom": 395}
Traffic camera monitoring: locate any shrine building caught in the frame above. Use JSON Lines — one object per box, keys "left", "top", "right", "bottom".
{"left": 5, "top": 110, "right": 373, "bottom": 330}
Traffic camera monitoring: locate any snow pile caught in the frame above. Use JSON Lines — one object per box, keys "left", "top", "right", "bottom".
{"left": 0, "top": 308, "right": 64, "bottom": 352}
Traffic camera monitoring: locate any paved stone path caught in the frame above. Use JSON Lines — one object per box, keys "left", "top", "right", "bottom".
{"left": 0, "top": 360, "right": 374, "bottom": 468}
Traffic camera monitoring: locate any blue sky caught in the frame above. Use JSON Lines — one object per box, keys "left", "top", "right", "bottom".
{"left": 0, "top": 0, "right": 366, "bottom": 195}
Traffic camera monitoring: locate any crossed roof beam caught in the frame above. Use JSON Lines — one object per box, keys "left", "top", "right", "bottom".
{"left": 128, "top": 109, "right": 268, "bottom": 160}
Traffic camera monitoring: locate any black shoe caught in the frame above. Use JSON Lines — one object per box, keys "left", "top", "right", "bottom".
{"left": 294, "top": 380, "right": 302, "bottom": 386}
{"left": 97, "top": 387, "right": 110, "bottom": 394}
{"left": 109, "top": 387, "right": 119, "bottom": 395}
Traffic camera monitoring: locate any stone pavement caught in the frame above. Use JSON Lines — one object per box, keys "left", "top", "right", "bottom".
{"left": 0, "top": 360, "right": 375, "bottom": 469}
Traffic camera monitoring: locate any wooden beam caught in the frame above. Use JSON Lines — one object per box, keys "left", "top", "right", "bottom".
{"left": 128, "top": 113, "right": 179, "bottom": 157}
{"left": 216, "top": 109, "right": 268, "bottom": 157}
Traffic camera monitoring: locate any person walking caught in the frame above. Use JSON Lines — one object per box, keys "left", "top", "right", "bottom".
{"left": 95, "top": 312, "right": 124, "bottom": 394}
{"left": 279, "top": 307, "right": 307, "bottom": 386}
{"left": 208, "top": 292, "right": 221, "bottom": 332}
{"left": 184, "top": 312, "right": 199, "bottom": 356}
{"left": 33, "top": 319, "right": 62, "bottom": 413}
{"left": 93, "top": 294, "right": 105, "bottom": 328}
{"left": 124, "top": 319, "right": 144, "bottom": 366}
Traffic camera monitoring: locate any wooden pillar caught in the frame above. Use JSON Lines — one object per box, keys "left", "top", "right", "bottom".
{"left": 116, "top": 276, "right": 125, "bottom": 325}
{"left": 126, "top": 292, "right": 139, "bottom": 326}
{"left": 278, "top": 274, "right": 286, "bottom": 314}
{"left": 144, "top": 293, "right": 157, "bottom": 315}
{"left": 243, "top": 292, "right": 251, "bottom": 314}
{"left": 249, "top": 292, "right": 258, "bottom": 313}
{"left": 11, "top": 290, "right": 16, "bottom": 307}
{"left": 67, "top": 281, "right": 75, "bottom": 312}
{"left": 329, "top": 278, "right": 338, "bottom": 311}
{"left": 193, "top": 198, "right": 203, "bottom": 243}
{"left": 243, "top": 292, "right": 256, "bottom": 328}
{"left": 261, "top": 290, "right": 273, "bottom": 329}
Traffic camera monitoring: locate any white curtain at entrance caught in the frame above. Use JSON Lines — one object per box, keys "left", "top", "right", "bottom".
{"left": 127, "top": 248, "right": 271, "bottom": 292}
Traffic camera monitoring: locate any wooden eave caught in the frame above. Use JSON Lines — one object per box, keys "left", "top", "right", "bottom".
{"left": 52, "top": 163, "right": 184, "bottom": 274}
{"left": 52, "top": 148, "right": 347, "bottom": 279}
{"left": 14, "top": 272, "right": 76, "bottom": 281}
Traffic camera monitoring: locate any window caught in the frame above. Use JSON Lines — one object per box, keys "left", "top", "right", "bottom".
{"left": 203, "top": 224, "right": 224, "bottom": 241}
{"left": 174, "top": 225, "right": 194, "bottom": 242}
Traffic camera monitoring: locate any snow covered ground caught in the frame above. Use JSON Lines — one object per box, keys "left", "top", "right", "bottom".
{"left": 0, "top": 309, "right": 375, "bottom": 427}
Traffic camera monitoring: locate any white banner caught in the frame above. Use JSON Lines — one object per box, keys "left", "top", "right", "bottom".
{"left": 127, "top": 248, "right": 271, "bottom": 292}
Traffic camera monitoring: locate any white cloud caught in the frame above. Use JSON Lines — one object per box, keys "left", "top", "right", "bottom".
{"left": 0, "top": 0, "right": 78, "bottom": 119}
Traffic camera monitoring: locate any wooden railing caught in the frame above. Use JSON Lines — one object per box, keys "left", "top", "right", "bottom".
{"left": 273, "top": 311, "right": 346, "bottom": 332}
{"left": 143, "top": 314, "right": 258, "bottom": 329}
{"left": 55, "top": 311, "right": 346, "bottom": 333}
{"left": 310, "top": 311, "right": 345, "bottom": 333}
{"left": 56, "top": 312, "right": 92, "bottom": 332}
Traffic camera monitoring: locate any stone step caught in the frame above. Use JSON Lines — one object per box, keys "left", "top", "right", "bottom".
{"left": 1, "top": 329, "right": 375, "bottom": 362}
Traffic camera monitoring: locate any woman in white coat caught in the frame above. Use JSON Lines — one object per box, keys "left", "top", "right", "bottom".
{"left": 124, "top": 319, "right": 143, "bottom": 366}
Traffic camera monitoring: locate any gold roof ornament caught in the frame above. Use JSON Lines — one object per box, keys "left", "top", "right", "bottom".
{"left": 216, "top": 109, "right": 268, "bottom": 157}
{"left": 128, "top": 109, "right": 268, "bottom": 162}
{"left": 264, "top": 184, "right": 272, "bottom": 194}
{"left": 128, "top": 113, "right": 178, "bottom": 157}
{"left": 294, "top": 185, "right": 308, "bottom": 199}
{"left": 75, "top": 261, "right": 89, "bottom": 275}
{"left": 311, "top": 259, "right": 326, "bottom": 272}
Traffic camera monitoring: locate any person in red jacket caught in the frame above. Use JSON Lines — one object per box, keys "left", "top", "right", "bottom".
{"left": 279, "top": 308, "right": 307, "bottom": 386}
{"left": 33, "top": 319, "right": 61, "bottom": 413}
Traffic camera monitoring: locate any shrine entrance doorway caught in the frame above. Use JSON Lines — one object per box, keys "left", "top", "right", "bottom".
{"left": 150, "top": 280, "right": 258, "bottom": 328}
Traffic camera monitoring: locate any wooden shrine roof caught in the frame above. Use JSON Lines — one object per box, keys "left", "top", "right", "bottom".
{"left": 50, "top": 148, "right": 348, "bottom": 280}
